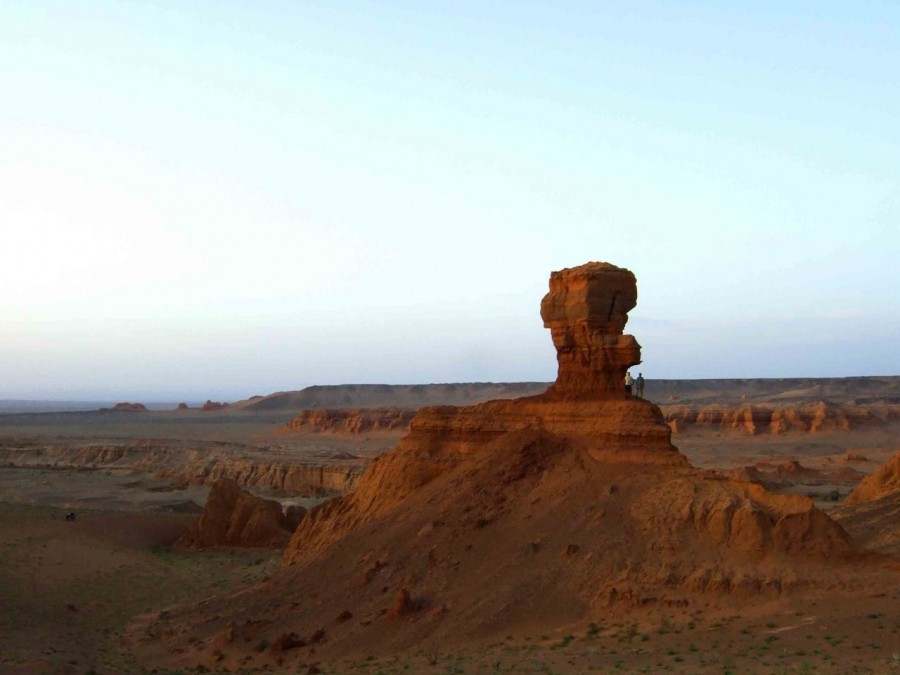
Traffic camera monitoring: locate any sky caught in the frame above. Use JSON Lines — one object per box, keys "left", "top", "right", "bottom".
{"left": 1, "top": 1, "right": 898, "bottom": 401}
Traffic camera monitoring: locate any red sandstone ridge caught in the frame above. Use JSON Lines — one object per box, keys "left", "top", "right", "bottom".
{"left": 282, "top": 407, "right": 416, "bottom": 434}
{"left": 662, "top": 402, "right": 893, "bottom": 435}
{"left": 134, "top": 262, "right": 861, "bottom": 669}
{"left": 175, "top": 478, "right": 303, "bottom": 549}
{"left": 844, "top": 452, "right": 900, "bottom": 505}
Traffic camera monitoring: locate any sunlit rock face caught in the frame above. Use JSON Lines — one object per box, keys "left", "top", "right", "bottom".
{"left": 540, "top": 262, "right": 641, "bottom": 400}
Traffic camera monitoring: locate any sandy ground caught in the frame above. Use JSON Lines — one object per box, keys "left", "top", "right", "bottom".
{"left": 0, "top": 502, "right": 282, "bottom": 674}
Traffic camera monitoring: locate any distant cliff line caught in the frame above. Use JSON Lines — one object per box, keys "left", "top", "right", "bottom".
{"left": 246, "top": 376, "right": 900, "bottom": 410}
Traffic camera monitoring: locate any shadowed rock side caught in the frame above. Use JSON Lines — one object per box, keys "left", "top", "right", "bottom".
{"left": 175, "top": 478, "right": 304, "bottom": 549}
{"left": 843, "top": 452, "right": 900, "bottom": 505}
{"left": 833, "top": 452, "right": 900, "bottom": 556}
{"left": 133, "top": 262, "right": 862, "bottom": 669}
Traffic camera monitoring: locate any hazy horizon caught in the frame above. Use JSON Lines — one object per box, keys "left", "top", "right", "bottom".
{"left": 2, "top": 2, "right": 898, "bottom": 401}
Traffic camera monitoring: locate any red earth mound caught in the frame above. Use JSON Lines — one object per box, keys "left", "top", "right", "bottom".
{"left": 132, "top": 262, "right": 870, "bottom": 670}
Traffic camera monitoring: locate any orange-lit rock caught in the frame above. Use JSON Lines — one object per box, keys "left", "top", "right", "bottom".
{"left": 540, "top": 262, "right": 640, "bottom": 400}
{"left": 176, "top": 478, "right": 300, "bottom": 549}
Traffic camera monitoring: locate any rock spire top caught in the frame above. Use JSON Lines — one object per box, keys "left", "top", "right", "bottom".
{"left": 540, "top": 261, "right": 641, "bottom": 399}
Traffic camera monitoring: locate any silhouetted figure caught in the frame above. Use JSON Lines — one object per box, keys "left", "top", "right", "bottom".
{"left": 65, "top": 512, "right": 76, "bottom": 522}
{"left": 624, "top": 371, "right": 634, "bottom": 396}
{"left": 636, "top": 373, "right": 645, "bottom": 399}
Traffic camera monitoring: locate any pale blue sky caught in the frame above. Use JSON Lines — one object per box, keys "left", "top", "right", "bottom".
{"left": 1, "top": 1, "right": 898, "bottom": 400}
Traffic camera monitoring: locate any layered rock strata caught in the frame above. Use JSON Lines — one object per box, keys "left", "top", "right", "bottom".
{"left": 540, "top": 262, "right": 641, "bottom": 399}
{"left": 282, "top": 407, "right": 416, "bottom": 434}
{"left": 832, "top": 452, "right": 900, "bottom": 555}
{"left": 0, "top": 441, "right": 361, "bottom": 495}
{"left": 663, "top": 402, "right": 893, "bottom": 435}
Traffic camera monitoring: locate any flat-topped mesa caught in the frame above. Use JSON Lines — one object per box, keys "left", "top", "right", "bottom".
{"left": 540, "top": 262, "right": 641, "bottom": 399}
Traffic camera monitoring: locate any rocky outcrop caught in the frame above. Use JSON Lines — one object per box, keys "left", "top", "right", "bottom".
{"left": 176, "top": 478, "right": 302, "bottom": 548}
{"left": 139, "top": 263, "right": 861, "bottom": 670}
{"left": 662, "top": 402, "right": 893, "bottom": 435}
{"left": 831, "top": 495, "right": 900, "bottom": 556}
{"left": 540, "top": 262, "right": 640, "bottom": 399}
{"left": 283, "top": 262, "right": 847, "bottom": 569}
{"left": 282, "top": 408, "right": 416, "bottom": 434}
{"left": 202, "top": 400, "right": 229, "bottom": 411}
{"left": 844, "top": 452, "right": 900, "bottom": 505}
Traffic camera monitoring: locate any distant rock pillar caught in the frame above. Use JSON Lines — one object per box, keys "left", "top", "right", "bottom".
{"left": 540, "top": 262, "right": 642, "bottom": 399}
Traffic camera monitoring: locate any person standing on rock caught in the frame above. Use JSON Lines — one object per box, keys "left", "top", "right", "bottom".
{"left": 636, "top": 373, "right": 645, "bottom": 399}
{"left": 624, "top": 371, "right": 634, "bottom": 396}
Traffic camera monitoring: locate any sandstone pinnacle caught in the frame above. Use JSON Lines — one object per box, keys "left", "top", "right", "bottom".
{"left": 540, "top": 261, "right": 641, "bottom": 399}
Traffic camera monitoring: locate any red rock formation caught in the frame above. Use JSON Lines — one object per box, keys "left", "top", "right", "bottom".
{"left": 540, "top": 262, "right": 640, "bottom": 400}
{"left": 282, "top": 408, "right": 416, "bottom": 434}
{"left": 202, "top": 400, "right": 230, "bottom": 411}
{"left": 662, "top": 402, "right": 891, "bottom": 435}
{"left": 283, "top": 262, "right": 844, "bottom": 566}
{"left": 175, "top": 478, "right": 301, "bottom": 549}
{"left": 844, "top": 452, "right": 900, "bottom": 505}
{"left": 176, "top": 402, "right": 189, "bottom": 410}
{"left": 139, "top": 263, "right": 861, "bottom": 670}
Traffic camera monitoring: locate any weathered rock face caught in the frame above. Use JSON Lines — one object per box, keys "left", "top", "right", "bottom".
{"left": 176, "top": 478, "right": 301, "bottom": 549}
{"left": 832, "top": 453, "right": 900, "bottom": 556}
{"left": 844, "top": 452, "right": 900, "bottom": 505}
{"left": 540, "top": 262, "right": 641, "bottom": 400}
{"left": 663, "top": 402, "right": 893, "bottom": 435}
{"left": 282, "top": 408, "right": 416, "bottom": 434}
